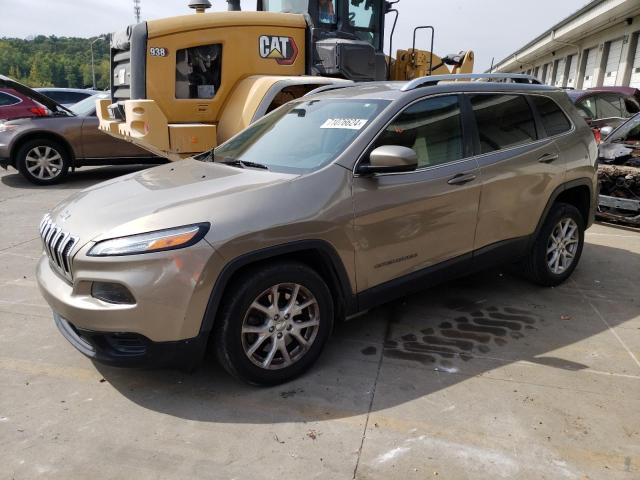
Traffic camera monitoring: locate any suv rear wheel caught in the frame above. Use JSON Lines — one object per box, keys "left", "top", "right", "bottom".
{"left": 214, "top": 262, "right": 334, "bottom": 385}
{"left": 523, "top": 202, "right": 585, "bottom": 286}
{"left": 16, "top": 138, "right": 70, "bottom": 185}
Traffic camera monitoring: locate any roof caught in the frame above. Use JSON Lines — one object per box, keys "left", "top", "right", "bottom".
{"left": 491, "top": 0, "right": 640, "bottom": 72}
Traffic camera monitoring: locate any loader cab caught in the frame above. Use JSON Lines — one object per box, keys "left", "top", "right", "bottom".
{"left": 260, "top": 0, "right": 388, "bottom": 81}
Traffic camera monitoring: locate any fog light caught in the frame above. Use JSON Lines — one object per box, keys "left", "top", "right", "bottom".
{"left": 91, "top": 282, "right": 135, "bottom": 305}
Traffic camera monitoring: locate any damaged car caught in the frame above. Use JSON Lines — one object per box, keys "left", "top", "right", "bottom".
{"left": 597, "top": 113, "right": 640, "bottom": 225}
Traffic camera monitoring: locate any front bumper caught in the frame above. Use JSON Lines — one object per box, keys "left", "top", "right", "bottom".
{"left": 54, "top": 312, "right": 207, "bottom": 368}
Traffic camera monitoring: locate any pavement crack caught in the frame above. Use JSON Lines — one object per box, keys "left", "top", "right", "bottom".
{"left": 0, "top": 237, "right": 40, "bottom": 253}
{"left": 571, "top": 278, "right": 640, "bottom": 371}
{"left": 352, "top": 302, "right": 397, "bottom": 479}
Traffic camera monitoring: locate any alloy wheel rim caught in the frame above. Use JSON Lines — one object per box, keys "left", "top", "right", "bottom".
{"left": 546, "top": 218, "right": 579, "bottom": 275}
{"left": 241, "top": 283, "right": 320, "bottom": 370}
{"left": 25, "top": 146, "right": 63, "bottom": 180}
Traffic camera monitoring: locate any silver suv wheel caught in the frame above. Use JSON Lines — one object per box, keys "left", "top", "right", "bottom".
{"left": 546, "top": 218, "right": 579, "bottom": 275}
{"left": 241, "top": 283, "right": 320, "bottom": 370}
{"left": 24, "top": 146, "right": 64, "bottom": 180}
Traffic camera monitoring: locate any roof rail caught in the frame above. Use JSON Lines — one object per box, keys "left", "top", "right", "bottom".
{"left": 304, "top": 82, "right": 355, "bottom": 96}
{"left": 401, "top": 73, "right": 542, "bottom": 91}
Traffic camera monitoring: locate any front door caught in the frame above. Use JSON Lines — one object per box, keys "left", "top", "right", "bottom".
{"left": 352, "top": 95, "right": 481, "bottom": 292}
{"left": 81, "top": 114, "right": 150, "bottom": 159}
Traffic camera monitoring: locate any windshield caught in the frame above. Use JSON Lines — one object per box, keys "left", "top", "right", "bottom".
{"left": 210, "top": 98, "right": 389, "bottom": 173}
{"left": 263, "top": 0, "right": 309, "bottom": 13}
{"left": 609, "top": 113, "right": 640, "bottom": 144}
{"left": 69, "top": 93, "right": 108, "bottom": 116}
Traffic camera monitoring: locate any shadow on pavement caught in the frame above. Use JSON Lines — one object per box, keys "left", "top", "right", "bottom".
{"left": 95, "top": 240, "right": 640, "bottom": 424}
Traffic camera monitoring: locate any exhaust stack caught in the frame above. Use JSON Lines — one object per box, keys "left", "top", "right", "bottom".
{"left": 227, "top": 0, "right": 241, "bottom": 10}
{"left": 188, "top": 0, "right": 212, "bottom": 13}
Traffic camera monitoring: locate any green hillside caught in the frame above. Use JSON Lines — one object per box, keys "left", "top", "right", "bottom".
{"left": 0, "top": 35, "right": 111, "bottom": 89}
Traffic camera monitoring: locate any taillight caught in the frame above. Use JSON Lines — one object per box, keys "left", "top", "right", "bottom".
{"left": 592, "top": 128, "right": 601, "bottom": 144}
{"left": 29, "top": 106, "right": 48, "bottom": 116}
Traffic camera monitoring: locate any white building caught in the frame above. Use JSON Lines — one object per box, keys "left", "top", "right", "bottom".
{"left": 491, "top": 0, "right": 640, "bottom": 89}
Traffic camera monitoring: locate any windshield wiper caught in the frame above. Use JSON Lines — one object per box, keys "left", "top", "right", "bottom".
{"left": 219, "top": 158, "right": 269, "bottom": 170}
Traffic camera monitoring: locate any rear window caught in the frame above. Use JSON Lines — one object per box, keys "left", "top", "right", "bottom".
{"left": 596, "top": 94, "right": 624, "bottom": 119}
{"left": 0, "top": 91, "right": 21, "bottom": 106}
{"left": 530, "top": 96, "right": 572, "bottom": 137}
{"left": 469, "top": 94, "right": 537, "bottom": 154}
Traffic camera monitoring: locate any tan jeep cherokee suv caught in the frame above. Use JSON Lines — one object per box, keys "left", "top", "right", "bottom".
{"left": 37, "top": 74, "right": 598, "bottom": 385}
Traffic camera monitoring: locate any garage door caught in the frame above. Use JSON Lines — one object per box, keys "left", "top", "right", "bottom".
{"left": 566, "top": 54, "right": 576, "bottom": 88}
{"left": 582, "top": 48, "right": 597, "bottom": 89}
{"left": 630, "top": 39, "right": 640, "bottom": 88}
{"left": 554, "top": 58, "right": 566, "bottom": 87}
{"left": 603, "top": 39, "right": 624, "bottom": 86}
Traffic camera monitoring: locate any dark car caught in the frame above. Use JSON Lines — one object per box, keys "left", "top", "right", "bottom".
{"left": 0, "top": 78, "right": 160, "bottom": 185}
{"left": 597, "top": 113, "right": 640, "bottom": 225}
{"left": 568, "top": 87, "right": 640, "bottom": 135}
{"left": 35, "top": 88, "right": 101, "bottom": 107}
{"left": 0, "top": 87, "right": 51, "bottom": 121}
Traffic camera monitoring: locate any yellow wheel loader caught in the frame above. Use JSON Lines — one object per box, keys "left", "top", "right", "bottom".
{"left": 97, "top": 0, "right": 474, "bottom": 160}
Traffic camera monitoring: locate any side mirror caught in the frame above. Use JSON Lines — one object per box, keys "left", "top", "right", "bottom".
{"left": 357, "top": 146, "right": 418, "bottom": 175}
{"left": 600, "top": 126, "right": 614, "bottom": 139}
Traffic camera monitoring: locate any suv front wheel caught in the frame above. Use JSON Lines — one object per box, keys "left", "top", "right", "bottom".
{"left": 214, "top": 262, "right": 334, "bottom": 385}
{"left": 523, "top": 202, "right": 585, "bottom": 286}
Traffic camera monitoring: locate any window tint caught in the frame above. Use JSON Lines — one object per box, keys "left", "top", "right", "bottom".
{"left": 372, "top": 95, "right": 464, "bottom": 168}
{"left": 470, "top": 95, "right": 537, "bottom": 154}
{"left": 45, "top": 91, "right": 89, "bottom": 104}
{"left": 576, "top": 97, "right": 596, "bottom": 119}
{"left": 595, "top": 94, "right": 623, "bottom": 119}
{"left": 176, "top": 44, "right": 222, "bottom": 99}
{"left": 0, "top": 92, "right": 21, "bottom": 106}
{"left": 530, "top": 96, "right": 572, "bottom": 136}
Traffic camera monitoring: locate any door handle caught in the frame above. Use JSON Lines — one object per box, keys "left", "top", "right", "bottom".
{"left": 447, "top": 173, "right": 477, "bottom": 185}
{"left": 538, "top": 153, "right": 559, "bottom": 164}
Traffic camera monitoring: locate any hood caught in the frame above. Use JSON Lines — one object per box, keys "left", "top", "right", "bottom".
{"left": 0, "top": 75, "right": 72, "bottom": 116}
{"left": 49, "top": 159, "right": 296, "bottom": 247}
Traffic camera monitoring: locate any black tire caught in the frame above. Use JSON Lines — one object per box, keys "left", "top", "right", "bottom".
{"left": 16, "top": 138, "right": 70, "bottom": 185}
{"left": 522, "top": 202, "right": 585, "bottom": 287}
{"left": 214, "top": 262, "right": 334, "bottom": 386}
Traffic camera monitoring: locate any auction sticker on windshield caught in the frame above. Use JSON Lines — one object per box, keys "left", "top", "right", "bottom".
{"left": 321, "top": 118, "right": 368, "bottom": 130}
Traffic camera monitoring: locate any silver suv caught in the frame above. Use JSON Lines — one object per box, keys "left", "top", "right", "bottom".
{"left": 36, "top": 74, "right": 598, "bottom": 385}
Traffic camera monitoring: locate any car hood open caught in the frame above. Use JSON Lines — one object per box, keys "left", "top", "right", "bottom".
{"left": 48, "top": 160, "right": 296, "bottom": 247}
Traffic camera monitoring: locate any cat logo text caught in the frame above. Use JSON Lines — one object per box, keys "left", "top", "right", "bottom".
{"left": 258, "top": 35, "right": 298, "bottom": 65}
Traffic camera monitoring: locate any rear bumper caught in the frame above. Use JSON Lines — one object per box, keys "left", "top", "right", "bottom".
{"left": 54, "top": 312, "right": 207, "bottom": 368}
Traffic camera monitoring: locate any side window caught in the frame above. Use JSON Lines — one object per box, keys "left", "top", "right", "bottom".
{"left": 576, "top": 98, "right": 596, "bottom": 119}
{"left": 0, "top": 92, "right": 20, "bottom": 107}
{"left": 530, "top": 96, "right": 572, "bottom": 137}
{"left": 176, "top": 44, "right": 222, "bottom": 99}
{"left": 371, "top": 95, "right": 464, "bottom": 169}
{"left": 596, "top": 94, "right": 624, "bottom": 119}
{"left": 469, "top": 94, "right": 537, "bottom": 154}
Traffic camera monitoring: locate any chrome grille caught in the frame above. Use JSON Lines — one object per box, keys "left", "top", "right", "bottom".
{"left": 39, "top": 214, "right": 79, "bottom": 282}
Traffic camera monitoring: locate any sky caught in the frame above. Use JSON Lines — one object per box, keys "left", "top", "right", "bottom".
{"left": 2, "top": 0, "right": 590, "bottom": 72}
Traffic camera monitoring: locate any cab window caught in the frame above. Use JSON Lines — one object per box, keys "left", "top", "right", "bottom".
{"left": 371, "top": 95, "right": 464, "bottom": 169}
{"left": 319, "top": 0, "right": 338, "bottom": 25}
{"left": 469, "top": 94, "right": 537, "bottom": 154}
{"left": 176, "top": 44, "right": 222, "bottom": 99}
{"left": 263, "top": 0, "right": 310, "bottom": 14}
{"left": 348, "top": 0, "right": 381, "bottom": 47}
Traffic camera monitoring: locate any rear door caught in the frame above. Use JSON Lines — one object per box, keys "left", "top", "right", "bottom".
{"left": 352, "top": 94, "right": 481, "bottom": 291}
{"left": 468, "top": 93, "right": 567, "bottom": 250}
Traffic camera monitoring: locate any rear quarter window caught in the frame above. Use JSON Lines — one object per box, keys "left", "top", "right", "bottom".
{"left": 0, "top": 92, "right": 21, "bottom": 106}
{"left": 469, "top": 94, "right": 537, "bottom": 154}
{"left": 530, "top": 96, "right": 572, "bottom": 137}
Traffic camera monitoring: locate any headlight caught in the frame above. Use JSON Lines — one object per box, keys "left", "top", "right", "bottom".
{"left": 88, "top": 223, "right": 209, "bottom": 257}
